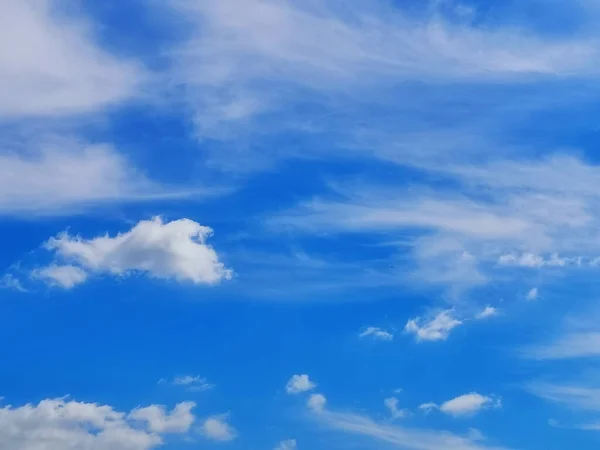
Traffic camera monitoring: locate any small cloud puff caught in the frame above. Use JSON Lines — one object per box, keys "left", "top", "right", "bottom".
{"left": 419, "top": 393, "right": 501, "bottom": 417}
{"left": 307, "top": 394, "right": 327, "bottom": 412}
{"left": 286, "top": 374, "right": 316, "bottom": 394}
{"left": 201, "top": 414, "right": 237, "bottom": 441}
{"left": 275, "top": 439, "right": 297, "bottom": 450}
{"left": 526, "top": 287, "right": 539, "bottom": 301}
{"left": 476, "top": 306, "right": 498, "bottom": 319}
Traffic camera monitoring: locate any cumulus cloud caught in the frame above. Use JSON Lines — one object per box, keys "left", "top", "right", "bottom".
{"left": 43, "top": 217, "right": 232, "bottom": 285}
{"left": 405, "top": 310, "right": 463, "bottom": 342}
{"left": 307, "top": 394, "right": 327, "bottom": 412}
{"left": 359, "top": 327, "right": 394, "bottom": 341}
{"left": 32, "top": 264, "right": 88, "bottom": 289}
{"left": 0, "top": 397, "right": 194, "bottom": 450}
{"left": 200, "top": 414, "right": 237, "bottom": 441}
{"left": 128, "top": 402, "right": 196, "bottom": 433}
{"left": 286, "top": 374, "right": 316, "bottom": 394}
{"left": 275, "top": 439, "right": 297, "bottom": 450}
{"left": 439, "top": 393, "right": 501, "bottom": 417}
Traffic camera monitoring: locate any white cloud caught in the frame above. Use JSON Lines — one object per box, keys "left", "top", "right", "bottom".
{"left": 32, "top": 264, "right": 88, "bottom": 289}
{"left": 275, "top": 439, "right": 297, "bottom": 450}
{"left": 418, "top": 402, "right": 439, "bottom": 414}
{"left": 170, "top": 0, "right": 596, "bottom": 137}
{"left": 286, "top": 374, "right": 316, "bottom": 394}
{"left": 476, "top": 306, "right": 498, "bottom": 320}
{"left": 384, "top": 397, "right": 407, "bottom": 420}
{"left": 308, "top": 397, "right": 509, "bottom": 450}
{"left": 269, "top": 154, "right": 600, "bottom": 293}
{"left": 200, "top": 414, "right": 237, "bottom": 441}
{"left": 526, "top": 382, "right": 600, "bottom": 411}
{"left": 168, "top": 375, "right": 215, "bottom": 392}
{"left": 359, "top": 327, "right": 394, "bottom": 341}
{"left": 128, "top": 402, "right": 196, "bottom": 434}
{"left": 522, "top": 331, "right": 600, "bottom": 360}
{"left": 0, "top": 142, "right": 187, "bottom": 216}
{"left": 498, "top": 253, "right": 577, "bottom": 268}
{"left": 0, "top": 397, "right": 194, "bottom": 450}
{"left": 526, "top": 287, "right": 539, "bottom": 301}
{"left": 307, "top": 394, "right": 327, "bottom": 413}
{"left": 0, "top": 0, "right": 142, "bottom": 118}
{"left": 439, "top": 393, "right": 501, "bottom": 417}
{"left": 405, "top": 310, "right": 463, "bottom": 342}
{"left": 43, "top": 217, "right": 232, "bottom": 285}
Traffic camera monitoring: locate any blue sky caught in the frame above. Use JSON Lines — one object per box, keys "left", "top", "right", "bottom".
{"left": 3, "top": 0, "right": 600, "bottom": 449}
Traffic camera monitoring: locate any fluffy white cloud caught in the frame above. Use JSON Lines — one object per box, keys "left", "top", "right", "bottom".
{"left": 128, "top": 402, "right": 195, "bottom": 433}
{"left": 0, "top": 397, "right": 194, "bottom": 450}
{"left": 43, "top": 217, "right": 232, "bottom": 285}
{"left": 307, "top": 394, "right": 327, "bottom": 412}
{"left": 201, "top": 414, "right": 237, "bottom": 441}
{"left": 0, "top": 0, "right": 142, "bottom": 118}
{"left": 32, "top": 264, "right": 88, "bottom": 289}
{"left": 405, "top": 310, "right": 462, "bottom": 342}
{"left": 384, "top": 397, "right": 407, "bottom": 420}
{"left": 286, "top": 374, "right": 316, "bottom": 394}
{"left": 275, "top": 439, "right": 297, "bottom": 450}
{"left": 439, "top": 393, "right": 501, "bottom": 417}
{"left": 359, "top": 327, "right": 393, "bottom": 341}
{"left": 476, "top": 306, "right": 498, "bottom": 319}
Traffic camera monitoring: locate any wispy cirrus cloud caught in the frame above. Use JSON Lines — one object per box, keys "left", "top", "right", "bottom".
{"left": 269, "top": 151, "right": 600, "bottom": 294}
{"left": 168, "top": 0, "right": 598, "bottom": 139}
{"left": 526, "top": 383, "right": 600, "bottom": 412}
{"left": 307, "top": 393, "right": 509, "bottom": 450}
{"left": 0, "top": 140, "right": 198, "bottom": 216}
{"left": 0, "top": 0, "right": 144, "bottom": 118}
{"left": 159, "top": 375, "right": 215, "bottom": 392}
{"left": 359, "top": 327, "right": 394, "bottom": 341}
